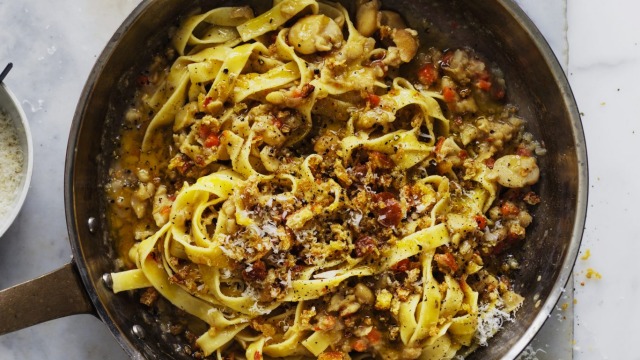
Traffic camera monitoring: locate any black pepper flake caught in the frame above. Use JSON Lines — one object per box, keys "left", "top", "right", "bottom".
{"left": 223, "top": 68, "right": 229, "bottom": 74}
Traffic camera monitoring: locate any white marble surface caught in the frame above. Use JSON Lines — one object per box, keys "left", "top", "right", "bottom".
{"left": 0, "top": 0, "right": 628, "bottom": 358}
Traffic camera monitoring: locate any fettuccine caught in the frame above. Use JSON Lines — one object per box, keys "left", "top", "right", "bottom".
{"left": 106, "top": 1, "right": 544, "bottom": 359}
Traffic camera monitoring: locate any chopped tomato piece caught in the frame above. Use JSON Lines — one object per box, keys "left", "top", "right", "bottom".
{"left": 366, "top": 93, "right": 381, "bottom": 107}
{"left": 390, "top": 259, "right": 411, "bottom": 272}
{"left": 459, "top": 276, "right": 468, "bottom": 291}
{"left": 516, "top": 147, "right": 532, "bottom": 157}
{"left": 458, "top": 150, "right": 468, "bottom": 160}
{"left": 366, "top": 328, "right": 382, "bottom": 345}
{"left": 204, "top": 133, "right": 220, "bottom": 148}
{"left": 354, "top": 236, "right": 378, "bottom": 257}
{"left": 203, "top": 96, "right": 213, "bottom": 107}
{"left": 198, "top": 125, "right": 210, "bottom": 140}
{"left": 435, "top": 137, "right": 445, "bottom": 153}
{"left": 373, "top": 192, "right": 402, "bottom": 227}
{"left": 352, "top": 339, "right": 368, "bottom": 352}
{"left": 443, "top": 87, "right": 457, "bottom": 102}
{"left": 434, "top": 253, "right": 458, "bottom": 272}
{"left": 476, "top": 79, "right": 491, "bottom": 91}
{"left": 500, "top": 201, "right": 519, "bottom": 216}
{"left": 477, "top": 70, "right": 491, "bottom": 81}
{"left": 474, "top": 215, "right": 487, "bottom": 230}
{"left": 292, "top": 84, "right": 315, "bottom": 98}
{"left": 417, "top": 63, "right": 438, "bottom": 86}
{"left": 391, "top": 259, "right": 419, "bottom": 272}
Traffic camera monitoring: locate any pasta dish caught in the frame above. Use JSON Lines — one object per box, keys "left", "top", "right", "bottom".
{"left": 106, "top": 1, "right": 544, "bottom": 358}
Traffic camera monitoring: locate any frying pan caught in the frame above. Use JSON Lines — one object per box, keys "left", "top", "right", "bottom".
{"left": 0, "top": 0, "right": 588, "bottom": 359}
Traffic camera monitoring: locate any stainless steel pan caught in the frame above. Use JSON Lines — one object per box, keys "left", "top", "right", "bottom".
{"left": 0, "top": 0, "right": 588, "bottom": 359}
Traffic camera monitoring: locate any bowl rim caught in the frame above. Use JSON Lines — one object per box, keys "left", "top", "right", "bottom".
{"left": 0, "top": 82, "right": 34, "bottom": 238}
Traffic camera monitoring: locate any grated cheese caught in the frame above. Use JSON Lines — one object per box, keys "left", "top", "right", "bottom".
{"left": 348, "top": 211, "right": 363, "bottom": 226}
{"left": 475, "top": 301, "right": 516, "bottom": 346}
{"left": 0, "top": 110, "right": 24, "bottom": 222}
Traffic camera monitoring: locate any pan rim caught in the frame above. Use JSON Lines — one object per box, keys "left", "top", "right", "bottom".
{"left": 490, "top": 0, "right": 588, "bottom": 357}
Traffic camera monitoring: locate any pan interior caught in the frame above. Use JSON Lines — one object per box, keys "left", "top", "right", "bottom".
{"left": 65, "top": 0, "right": 586, "bottom": 359}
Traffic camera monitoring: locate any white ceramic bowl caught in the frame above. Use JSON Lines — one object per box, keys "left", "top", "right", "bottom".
{"left": 0, "top": 83, "right": 33, "bottom": 238}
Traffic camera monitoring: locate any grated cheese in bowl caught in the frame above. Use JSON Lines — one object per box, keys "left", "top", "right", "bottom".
{"left": 0, "top": 83, "right": 33, "bottom": 237}
{"left": 0, "top": 109, "right": 25, "bottom": 221}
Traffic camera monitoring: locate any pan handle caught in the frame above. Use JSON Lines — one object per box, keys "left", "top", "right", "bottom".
{"left": 0, "top": 262, "right": 94, "bottom": 335}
